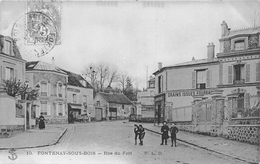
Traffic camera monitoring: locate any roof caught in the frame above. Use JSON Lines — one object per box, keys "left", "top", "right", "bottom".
{"left": 153, "top": 58, "right": 219, "bottom": 75}
{"left": 0, "top": 35, "right": 23, "bottom": 60}
{"left": 222, "top": 26, "right": 260, "bottom": 39}
{"left": 61, "top": 69, "right": 92, "bottom": 89}
{"left": 26, "top": 61, "right": 67, "bottom": 74}
{"left": 98, "top": 92, "right": 133, "bottom": 105}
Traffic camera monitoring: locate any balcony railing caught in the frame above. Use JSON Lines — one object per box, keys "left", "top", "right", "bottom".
{"left": 233, "top": 79, "right": 245, "bottom": 85}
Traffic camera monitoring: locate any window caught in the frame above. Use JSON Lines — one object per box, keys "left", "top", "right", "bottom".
{"left": 57, "top": 83, "right": 62, "bottom": 97}
{"left": 122, "top": 104, "right": 124, "bottom": 109}
{"left": 83, "top": 95, "right": 87, "bottom": 103}
{"left": 3, "top": 40, "right": 11, "bottom": 55}
{"left": 234, "top": 40, "right": 245, "bottom": 50}
{"left": 5, "top": 67, "right": 14, "bottom": 80}
{"left": 97, "top": 101, "right": 100, "bottom": 106}
{"left": 58, "top": 103, "right": 63, "bottom": 116}
{"left": 158, "top": 75, "right": 163, "bottom": 93}
{"left": 73, "top": 94, "right": 77, "bottom": 103}
{"left": 149, "top": 81, "right": 155, "bottom": 88}
{"left": 233, "top": 65, "right": 245, "bottom": 84}
{"left": 237, "top": 93, "right": 244, "bottom": 111}
{"left": 40, "top": 81, "right": 47, "bottom": 96}
{"left": 40, "top": 101, "right": 47, "bottom": 116}
{"left": 196, "top": 70, "right": 206, "bottom": 89}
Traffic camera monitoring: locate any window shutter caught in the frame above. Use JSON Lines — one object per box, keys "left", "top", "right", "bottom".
{"left": 54, "top": 103, "right": 58, "bottom": 116}
{"left": 47, "top": 103, "right": 51, "bottom": 116}
{"left": 244, "top": 93, "right": 250, "bottom": 109}
{"left": 192, "top": 71, "right": 196, "bottom": 89}
{"left": 62, "top": 103, "right": 65, "bottom": 116}
{"left": 47, "top": 82, "right": 51, "bottom": 96}
{"left": 219, "top": 63, "right": 223, "bottom": 85}
{"left": 228, "top": 66, "right": 233, "bottom": 84}
{"left": 245, "top": 64, "right": 250, "bottom": 82}
{"left": 256, "top": 63, "right": 260, "bottom": 82}
{"left": 62, "top": 85, "right": 66, "bottom": 98}
{"left": 206, "top": 69, "right": 211, "bottom": 88}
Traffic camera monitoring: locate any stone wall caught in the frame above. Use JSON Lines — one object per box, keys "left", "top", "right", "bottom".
{"left": 228, "top": 125, "right": 259, "bottom": 144}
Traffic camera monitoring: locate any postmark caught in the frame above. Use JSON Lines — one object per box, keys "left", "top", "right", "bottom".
{"left": 11, "top": 11, "right": 57, "bottom": 58}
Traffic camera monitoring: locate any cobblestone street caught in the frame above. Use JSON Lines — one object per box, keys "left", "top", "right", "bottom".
{"left": 0, "top": 121, "right": 251, "bottom": 164}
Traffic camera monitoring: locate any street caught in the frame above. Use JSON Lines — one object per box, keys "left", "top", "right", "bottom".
{"left": 0, "top": 121, "right": 248, "bottom": 164}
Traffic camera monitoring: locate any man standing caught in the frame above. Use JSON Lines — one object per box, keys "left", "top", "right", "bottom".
{"left": 160, "top": 121, "right": 169, "bottom": 145}
{"left": 170, "top": 123, "right": 179, "bottom": 147}
{"left": 134, "top": 124, "right": 139, "bottom": 145}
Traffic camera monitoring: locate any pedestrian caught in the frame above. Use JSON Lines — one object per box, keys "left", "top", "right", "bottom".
{"left": 139, "top": 124, "right": 145, "bottom": 145}
{"left": 170, "top": 123, "right": 179, "bottom": 147}
{"left": 68, "top": 111, "right": 74, "bottom": 124}
{"left": 160, "top": 121, "right": 169, "bottom": 145}
{"left": 134, "top": 124, "right": 139, "bottom": 145}
{"left": 39, "top": 113, "right": 45, "bottom": 130}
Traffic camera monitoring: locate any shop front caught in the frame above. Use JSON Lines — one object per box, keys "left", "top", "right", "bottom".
{"left": 154, "top": 94, "right": 165, "bottom": 125}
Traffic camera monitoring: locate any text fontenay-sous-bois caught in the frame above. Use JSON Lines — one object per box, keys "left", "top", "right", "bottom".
{"left": 26, "top": 151, "right": 134, "bottom": 156}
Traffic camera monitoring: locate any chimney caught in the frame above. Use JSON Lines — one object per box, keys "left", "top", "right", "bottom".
{"left": 207, "top": 42, "right": 215, "bottom": 61}
{"left": 158, "top": 62, "right": 162, "bottom": 70}
{"left": 221, "top": 21, "right": 229, "bottom": 37}
{"left": 51, "top": 57, "right": 55, "bottom": 69}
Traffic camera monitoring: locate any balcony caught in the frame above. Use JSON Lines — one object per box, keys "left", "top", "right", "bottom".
{"left": 233, "top": 79, "right": 245, "bottom": 85}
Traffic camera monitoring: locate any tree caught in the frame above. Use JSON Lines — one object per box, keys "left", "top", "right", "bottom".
{"left": 2, "top": 78, "right": 39, "bottom": 101}
{"left": 118, "top": 71, "right": 128, "bottom": 92}
{"left": 124, "top": 76, "right": 136, "bottom": 101}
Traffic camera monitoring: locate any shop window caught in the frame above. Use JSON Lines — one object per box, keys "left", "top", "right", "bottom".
{"left": 5, "top": 67, "right": 14, "bottom": 80}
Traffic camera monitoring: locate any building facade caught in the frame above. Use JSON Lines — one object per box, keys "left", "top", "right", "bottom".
{"left": 26, "top": 60, "right": 68, "bottom": 123}
{"left": 62, "top": 69, "right": 94, "bottom": 119}
{"left": 136, "top": 76, "right": 155, "bottom": 121}
{"left": 94, "top": 92, "right": 134, "bottom": 121}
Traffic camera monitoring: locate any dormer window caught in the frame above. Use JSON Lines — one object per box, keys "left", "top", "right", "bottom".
{"left": 3, "top": 39, "right": 12, "bottom": 55}
{"left": 234, "top": 40, "right": 245, "bottom": 50}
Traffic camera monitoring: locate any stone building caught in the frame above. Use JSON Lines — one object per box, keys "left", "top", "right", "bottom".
{"left": 153, "top": 21, "right": 260, "bottom": 144}
{"left": 61, "top": 69, "right": 94, "bottom": 119}
{"left": 136, "top": 76, "right": 155, "bottom": 122}
{"left": 26, "top": 60, "right": 68, "bottom": 123}
{"left": 94, "top": 92, "right": 134, "bottom": 121}
{"left": 0, "top": 35, "right": 34, "bottom": 136}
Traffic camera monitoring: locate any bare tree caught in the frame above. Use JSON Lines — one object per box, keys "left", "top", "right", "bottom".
{"left": 107, "top": 64, "right": 119, "bottom": 87}
{"left": 118, "top": 71, "right": 128, "bottom": 92}
{"left": 97, "top": 62, "right": 108, "bottom": 92}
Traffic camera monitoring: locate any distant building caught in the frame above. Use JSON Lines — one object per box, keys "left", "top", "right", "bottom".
{"left": 26, "top": 60, "right": 68, "bottom": 123}
{"left": 94, "top": 92, "right": 134, "bottom": 121}
{"left": 61, "top": 68, "right": 94, "bottom": 118}
{"left": 136, "top": 76, "right": 155, "bottom": 121}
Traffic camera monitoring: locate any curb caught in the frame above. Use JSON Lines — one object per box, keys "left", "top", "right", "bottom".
{"left": 144, "top": 127, "right": 257, "bottom": 164}
{"left": 0, "top": 128, "right": 67, "bottom": 150}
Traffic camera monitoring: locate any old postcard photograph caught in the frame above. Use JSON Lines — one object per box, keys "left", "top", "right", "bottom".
{"left": 0, "top": 0, "right": 259, "bottom": 164}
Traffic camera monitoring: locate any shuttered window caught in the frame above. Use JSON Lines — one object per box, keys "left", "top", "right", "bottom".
{"left": 40, "top": 101, "right": 48, "bottom": 116}
{"left": 228, "top": 66, "right": 233, "bottom": 84}
{"left": 245, "top": 64, "right": 250, "bottom": 82}
{"left": 206, "top": 69, "right": 211, "bottom": 88}
{"left": 256, "top": 63, "right": 260, "bottom": 82}
{"left": 219, "top": 63, "right": 223, "bottom": 84}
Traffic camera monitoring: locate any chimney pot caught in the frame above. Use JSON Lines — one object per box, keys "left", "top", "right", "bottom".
{"left": 207, "top": 42, "right": 215, "bottom": 61}
{"left": 158, "top": 62, "right": 162, "bottom": 70}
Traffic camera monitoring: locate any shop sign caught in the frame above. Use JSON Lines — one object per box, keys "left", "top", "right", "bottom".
{"left": 168, "top": 89, "right": 213, "bottom": 97}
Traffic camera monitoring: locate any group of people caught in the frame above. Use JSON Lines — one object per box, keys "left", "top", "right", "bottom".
{"left": 161, "top": 121, "right": 179, "bottom": 147}
{"left": 134, "top": 121, "right": 179, "bottom": 147}
{"left": 134, "top": 124, "right": 146, "bottom": 145}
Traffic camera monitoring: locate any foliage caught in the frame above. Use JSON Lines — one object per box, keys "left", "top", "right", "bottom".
{"left": 2, "top": 78, "right": 39, "bottom": 101}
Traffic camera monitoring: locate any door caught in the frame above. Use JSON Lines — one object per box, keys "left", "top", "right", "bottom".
{"left": 95, "top": 108, "right": 102, "bottom": 121}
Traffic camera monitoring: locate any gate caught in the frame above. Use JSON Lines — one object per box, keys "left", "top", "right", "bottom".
{"left": 95, "top": 108, "right": 102, "bottom": 121}
{"left": 197, "top": 100, "right": 213, "bottom": 133}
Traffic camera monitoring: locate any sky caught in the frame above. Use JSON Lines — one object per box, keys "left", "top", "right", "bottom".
{"left": 0, "top": 0, "right": 260, "bottom": 89}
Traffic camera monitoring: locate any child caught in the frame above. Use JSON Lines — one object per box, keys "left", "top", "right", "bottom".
{"left": 170, "top": 123, "right": 179, "bottom": 147}
{"left": 134, "top": 124, "right": 139, "bottom": 145}
{"left": 139, "top": 124, "right": 145, "bottom": 146}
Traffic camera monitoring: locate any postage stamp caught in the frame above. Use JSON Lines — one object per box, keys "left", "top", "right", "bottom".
{"left": 27, "top": 1, "right": 62, "bottom": 45}
{"left": 11, "top": 11, "right": 58, "bottom": 58}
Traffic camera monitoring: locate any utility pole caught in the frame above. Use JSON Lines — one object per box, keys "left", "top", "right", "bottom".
{"left": 146, "top": 65, "right": 148, "bottom": 89}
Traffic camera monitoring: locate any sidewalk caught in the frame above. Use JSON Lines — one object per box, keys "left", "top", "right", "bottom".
{"left": 0, "top": 125, "right": 67, "bottom": 150}
{"left": 129, "top": 122, "right": 259, "bottom": 164}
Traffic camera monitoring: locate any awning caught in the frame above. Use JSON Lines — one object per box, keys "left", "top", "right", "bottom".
{"left": 68, "top": 104, "right": 84, "bottom": 110}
